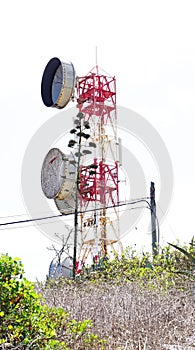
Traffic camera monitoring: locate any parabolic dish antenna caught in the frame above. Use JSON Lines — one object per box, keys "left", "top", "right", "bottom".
{"left": 41, "top": 57, "right": 76, "bottom": 109}
{"left": 41, "top": 147, "right": 76, "bottom": 213}
{"left": 48, "top": 256, "right": 73, "bottom": 279}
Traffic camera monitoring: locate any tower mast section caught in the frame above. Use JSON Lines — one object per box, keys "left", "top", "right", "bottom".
{"left": 76, "top": 63, "right": 120, "bottom": 264}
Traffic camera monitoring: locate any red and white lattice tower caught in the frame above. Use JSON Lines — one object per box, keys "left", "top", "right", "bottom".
{"left": 76, "top": 65, "right": 121, "bottom": 268}
{"left": 40, "top": 57, "right": 123, "bottom": 274}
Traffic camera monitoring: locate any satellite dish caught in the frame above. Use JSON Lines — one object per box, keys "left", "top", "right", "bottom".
{"left": 41, "top": 148, "right": 66, "bottom": 199}
{"left": 41, "top": 57, "right": 76, "bottom": 109}
{"left": 48, "top": 257, "right": 73, "bottom": 279}
{"left": 41, "top": 148, "right": 76, "bottom": 213}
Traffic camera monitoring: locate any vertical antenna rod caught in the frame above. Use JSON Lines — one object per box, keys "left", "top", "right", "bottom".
{"left": 95, "top": 46, "right": 98, "bottom": 73}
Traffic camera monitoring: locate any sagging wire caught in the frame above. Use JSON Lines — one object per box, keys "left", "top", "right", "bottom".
{"left": 0, "top": 203, "right": 150, "bottom": 231}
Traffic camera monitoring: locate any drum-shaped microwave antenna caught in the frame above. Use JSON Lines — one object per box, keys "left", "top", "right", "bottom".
{"left": 41, "top": 148, "right": 76, "bottom": 213}
{"left": 41, "top": 57, "right": 76, "bottom": 109}
{"left": 41, "top": 148, "right": 66, "bottom": 199}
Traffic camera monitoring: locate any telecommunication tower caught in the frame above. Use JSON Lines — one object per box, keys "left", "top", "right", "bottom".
{"left": 76, "top": 65, "right": 120, "bottom": 268}
{"left": 41, "top": 57, "right": 122, "bottom": 274}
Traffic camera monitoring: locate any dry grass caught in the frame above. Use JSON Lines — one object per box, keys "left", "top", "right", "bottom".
{"left": 36, "top": 280, "right": 195, "bottom": 350}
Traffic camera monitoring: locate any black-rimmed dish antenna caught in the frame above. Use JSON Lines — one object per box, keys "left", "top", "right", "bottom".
{"left": 41, "top": 57, "right": 76, "bottom": 109}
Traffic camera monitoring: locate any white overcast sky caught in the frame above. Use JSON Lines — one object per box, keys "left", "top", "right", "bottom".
{"left": 0, "top": 0, "right": 195, "bottom": 280}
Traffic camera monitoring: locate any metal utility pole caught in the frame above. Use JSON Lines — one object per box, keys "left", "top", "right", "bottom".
{"left": 72, "top": 112, "right": 92, "bottom": 278}
{"left": 72, "top": 165, "right": 80, "bottom": 279}
{"left": 72, "top": 118, "right": 83, "bottom": 279}
{"left": 150, "top": 182, "right": 157, "bottom": 255}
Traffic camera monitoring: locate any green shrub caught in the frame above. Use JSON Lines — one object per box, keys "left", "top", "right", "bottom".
{"left": 168, "top": 237, "right": 195, "bottom": 278}
{"left": 0, "top": 254, "right": 104, "bottom": 349}
{"left": 80, "top": 243, "right": 194, "bottom": 290}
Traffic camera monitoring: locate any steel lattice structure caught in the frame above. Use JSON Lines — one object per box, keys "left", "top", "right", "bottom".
{"left": 76, "top": 66, "right": 121, "bottom": 270}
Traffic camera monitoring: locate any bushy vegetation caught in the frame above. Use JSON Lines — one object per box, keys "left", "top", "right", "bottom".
{"left": 0, "top": 255, "right": 104, "bottom": 349}
{"left": 0, "top": 241, "right": 194, "bottom": 349}
{"left": 38, "top": 279, "right": 194, "bottom": 350}
{"left": 79, "top": 241, "right": 195, "bottom": 290}
{"left": 38, "top": 241, "right": 195, "bottom": 350}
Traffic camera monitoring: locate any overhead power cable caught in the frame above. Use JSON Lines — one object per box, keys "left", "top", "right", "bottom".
{"left": 0, "top": 205, "right": 148, "bottom": 232}
{"left": 0, "top": 198, "right": 151, "bottom": 228}
{"left": 0, "top": 197, "right": 150, "bottom": 221}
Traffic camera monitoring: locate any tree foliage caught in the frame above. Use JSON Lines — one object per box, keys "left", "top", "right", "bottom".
{"left": 0, "top": 254, "right": 104, "bottom": 349}
{"left": 0, "top": 241, "right": 194, "bottom": 349}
